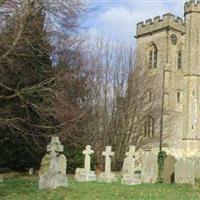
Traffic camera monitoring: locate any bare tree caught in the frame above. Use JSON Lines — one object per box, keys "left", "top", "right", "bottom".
{"left": 86, "top": 38, "right": 164, "bottom": 170}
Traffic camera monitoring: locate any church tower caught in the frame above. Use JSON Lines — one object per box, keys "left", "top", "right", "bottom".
{"left": 183, "top": 1, "right": 200, "bottom": 154}
{"left": 134, "top": 0, "right": 200, "bottom": 157}
{"left": 135, "top": 13, "right": 185, "bottom": 151}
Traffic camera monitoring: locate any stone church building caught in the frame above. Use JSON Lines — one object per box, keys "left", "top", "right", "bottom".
{"left": 135, "top": 1, "right": 200, "bottom": 158}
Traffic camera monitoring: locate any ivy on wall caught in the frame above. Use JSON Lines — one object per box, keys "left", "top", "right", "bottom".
{"left": 157, "top": 151, "right": 167, "bottom": 183}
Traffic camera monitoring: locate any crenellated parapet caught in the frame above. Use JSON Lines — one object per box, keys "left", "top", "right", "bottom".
{"left": 184, "top": 0, "right": 200, "bottom": 15}
{"left": 136, "top": 13, "right": 185, "bottom": 38}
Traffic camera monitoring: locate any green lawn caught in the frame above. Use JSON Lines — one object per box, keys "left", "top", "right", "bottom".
{"left": 1, "top": 176, "right": 200, "bottom": 200}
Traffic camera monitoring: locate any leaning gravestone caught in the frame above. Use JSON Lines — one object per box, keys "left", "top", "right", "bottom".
{"left": 98, "top": 146, "right": 117, "bottom": 183}
{"left": 163, "top": 155, "right": 176, "bottom": 184}
{"left": 141, "top": 151, "right": 158, "bottom": 183}
{"left": 39, "top": 136, "right": 68, "bottom": 189}
{"left": 121, "top": 146, "right": 141, "bottom": 185}
{"left": 175, "top": 158, "right": 195, "bottom": 185}
{"left": 75, "top": 145, "right": 96, "bottom": 182}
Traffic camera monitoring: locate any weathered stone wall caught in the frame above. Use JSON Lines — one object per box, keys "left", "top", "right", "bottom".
{"left": 135, "top": 31, "right": 166, "bottom": 146}
{"left": 135, "top": 17, "right": 185, "bottom": 149}
{"left": 183, "top": 1, "right": 200, "bottom": 148}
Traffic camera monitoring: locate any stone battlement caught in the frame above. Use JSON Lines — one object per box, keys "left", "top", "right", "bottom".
{"left": 136, "top": 13, "right": 185, "bottom": 38}
{"left": 184, "top": 0, "right": 200, "bottom": 15}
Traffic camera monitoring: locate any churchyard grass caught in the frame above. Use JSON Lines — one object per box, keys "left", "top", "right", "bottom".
{"left": 1, "top": 176, "right": 200, "bottom": 200}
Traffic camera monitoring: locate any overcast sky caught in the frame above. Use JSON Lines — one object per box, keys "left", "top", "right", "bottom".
{"left": 84, "top": 0, "right": 186, "bottom": 42}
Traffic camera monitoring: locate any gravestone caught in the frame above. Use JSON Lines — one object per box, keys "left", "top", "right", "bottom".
{"left": 122, "top": 156, "right": 129, "bottom": 174}
{"left": 193, "top": 157, "right": 200, "bottom": 186}
{"left": 175, "top": 158, "right": 195, "bottom": 185}
{"left": 39, "top": 154, "right": 51, "bottom": 176}
{"left": 29, "top": 168, "right": 34, "bottom": 176}
{"left": 75, "top": 145, "right": 96, "bottom": 182}
{"left": 39, "top": 136, "right": 68, "bottom": 189}
{"left": 0, "top": 174, "right": 3, "bottom": 183}
{"left": 141, "top": 151, "right": 158, "bottom": 183}
{"left": 193, "top": 157, "right": 200, "bottom": 179}
{"left": 121, "top": 146, "right": 141, "bottom": 185}
{"left": 163, "top": 155, "right": 176, "bottom": 184}
{"left": 98, "top": 146, "right": 117, "bottom": 183}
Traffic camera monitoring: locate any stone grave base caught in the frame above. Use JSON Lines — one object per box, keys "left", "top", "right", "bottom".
{"left": 39, "top": 172, "right": 68, "bottom": 189}
{"left": 75, "top": 168, "right": 96, "bottom": 182}
{"left": 121, "top": 175, "right": 141, "bottom": 185}
{"left": 98, "top": 172, "right": 117, "bottom": 183}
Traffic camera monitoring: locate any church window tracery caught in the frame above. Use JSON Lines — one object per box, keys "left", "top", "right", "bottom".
{"left": 144, "top": 116, "right": 155, "bottom": 137}
{"left": 148, "top": 44, "right": 158, "bottom": 69}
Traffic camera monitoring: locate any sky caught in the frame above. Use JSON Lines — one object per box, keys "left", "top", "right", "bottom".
{"left": 83, "top": 0, "right": 186, "bottom": 42}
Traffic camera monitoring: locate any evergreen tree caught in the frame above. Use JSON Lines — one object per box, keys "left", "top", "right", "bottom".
{"left": 0, "top": 0, "right": 57, "bottom": 170}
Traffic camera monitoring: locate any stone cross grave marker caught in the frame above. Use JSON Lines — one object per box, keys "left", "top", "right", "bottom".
{"left": 47, "top": 137, "right": 63, "bottom": 156}
{"left": 47, "top": 137, "right": 66, "bottom": 174}
{"left": 39, "top": 136, "right": 68, "bottom": 189}
{"left": 75, "top": 145, "right": 96, "bottom": 182}
{"left": 83, "top": 145, "right": 93, "bottom": 172}
{"left": 125, "top": 146, "right": 136, "bottom": 176}
{"left": 98, "top": 146, "right": 117, "bottom": 183}
{"left": 121, "top": 146, "right": 141, "bottom": 185}
{"left": 103, "top": 146, "right": 114, "bottom": 174}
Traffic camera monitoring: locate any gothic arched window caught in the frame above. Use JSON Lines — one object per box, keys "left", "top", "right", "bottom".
{"left": 144, "top": 116, "right": 155, "bottom": 137}
{"left": 148, "top": 44, "right": 158, "bottom": 69}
